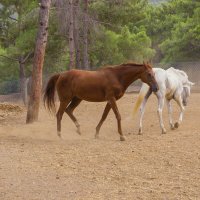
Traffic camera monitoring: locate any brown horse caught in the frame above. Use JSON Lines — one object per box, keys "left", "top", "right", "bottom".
{"left": 44, "top": 62, "right": 158, "bottom": 141}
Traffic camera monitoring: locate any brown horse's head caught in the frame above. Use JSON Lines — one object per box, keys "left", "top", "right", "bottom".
{"left": 140, "top": 62, "right": 158, "bottom": 92}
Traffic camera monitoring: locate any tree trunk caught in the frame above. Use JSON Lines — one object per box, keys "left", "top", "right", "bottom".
{"left": 19, "top": 56, "right": 27, "bottom": 105}
{"left": 73, "top": 0, "right": 81, "bottom": 69}
{"left": 24, "top": 77, "right": 29, "bottom": 106}
{"left": 26, "top": 0, "right": 51, "bottom": 124}
{"left": 68, "top": 0, "right": 75, "bottom": 69}
{"left": 82, "top": 0, "right": 89, "bottom": 70}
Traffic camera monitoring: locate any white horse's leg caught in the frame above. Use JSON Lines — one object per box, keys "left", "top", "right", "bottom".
{"left": 156, "top": 92, "right": 166, "bottom": 134}
{"left": 174, "top": 95, "right": 185, "bottom": 128}
{"left": 166, "top": 99, "right": 175, "bottom": 130}
{"left": 138, "top": 89, "right": 152, "bottom": 134}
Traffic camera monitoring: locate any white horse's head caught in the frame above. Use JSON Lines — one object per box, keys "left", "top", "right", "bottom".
{"left": 182, "top": 81, "right": 195, "bottom": 106}
{"left": 169, "top": 67, "right": 195, "bottom": 106}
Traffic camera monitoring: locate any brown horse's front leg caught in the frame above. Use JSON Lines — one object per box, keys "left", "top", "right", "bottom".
{"left": 109, "top": 97, "right": 126, "bottom": 141}
{"left": 95, "top": 103, "right": 111, "bottom": 139}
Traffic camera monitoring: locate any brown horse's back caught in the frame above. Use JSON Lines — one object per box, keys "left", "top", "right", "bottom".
{"left": 56, "top": 69, "right": 119, "bottom": 102}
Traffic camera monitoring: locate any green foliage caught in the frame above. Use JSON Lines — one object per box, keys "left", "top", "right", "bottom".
{"left": 89, "top": 28, "right": 123, "bottom": 66}
{"left": 0, "top": 0, "right": 38, "bottom": 88}
{"left": 90, "top": 0, "right": 149, "bottom": 31}
{"left": 118, "top": 26, "right": 155, "bottom": 62}
{"left": 89, "top": 25, "right": 154, "bottom": 67}
{"left": 0, "top": 46, "right": 19, "bottom": 82}
{"left": 146, "top": 0, "right": 200, "bottom": 62}
{"left": 0, "top": 79, "right": 20, "bottom": 94}
{"left": 160, "top": 17, "right": 200, "bottom": 61}
{"left": 0, "top": 0, "right": 67, "bottom": 84}
{"left": 89, "top": 0, "right": 155, "bottom": 67}
{"left": 43, "top": 11, "right": 69, "bottom": 73}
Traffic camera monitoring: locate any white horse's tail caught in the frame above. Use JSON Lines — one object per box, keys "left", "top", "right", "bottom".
{"left": 132, "top": 83, "right": 150, "bottom": 118}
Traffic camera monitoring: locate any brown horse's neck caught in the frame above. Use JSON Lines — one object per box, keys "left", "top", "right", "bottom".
{"left": 113, "top": 64, "right": 145, "bottom": 90}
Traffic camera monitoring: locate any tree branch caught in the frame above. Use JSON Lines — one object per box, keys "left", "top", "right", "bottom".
{"left": 0, "top": 55, "right": 19, "bottom": 62}
{"left": 22, "top": 51, "right": 34, "bottom": 63}
{"left": 8, "top": 16, "right": 18, "bottom": 21}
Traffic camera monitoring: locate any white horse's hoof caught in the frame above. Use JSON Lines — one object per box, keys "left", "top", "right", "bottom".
{"left": 170, "top": 124, "right": 175, "bottom": 130}
{"left": 138, "top": 128, "right": 143, "bottom": 135}
{"left": 162, "top": 129, "right": 167, "bottom": 134}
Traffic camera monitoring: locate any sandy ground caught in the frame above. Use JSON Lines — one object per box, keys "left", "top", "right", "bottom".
{"left": 0, "top": 93, "right": 200, "bottom": 200}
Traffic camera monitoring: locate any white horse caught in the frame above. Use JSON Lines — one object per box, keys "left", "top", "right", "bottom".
{"left": 135, "top": 67, "right": 194, "bottom": 134}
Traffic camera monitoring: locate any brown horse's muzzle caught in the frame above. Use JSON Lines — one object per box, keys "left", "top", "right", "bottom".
{"left": 151, "top": 83, "right": 159, "bottom": 93}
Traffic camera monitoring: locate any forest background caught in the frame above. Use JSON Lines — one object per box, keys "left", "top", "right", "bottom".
{"left": 0, "top": 0, "right": 199, "bottom": 94}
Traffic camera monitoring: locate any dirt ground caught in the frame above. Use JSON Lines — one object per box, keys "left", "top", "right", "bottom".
{"left": 0, "top": 93, "right": 200, "bottom": 200}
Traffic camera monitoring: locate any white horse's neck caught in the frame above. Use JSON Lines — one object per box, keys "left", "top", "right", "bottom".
{"left": 167, "top": 67, "right": 189, "bottom": 85}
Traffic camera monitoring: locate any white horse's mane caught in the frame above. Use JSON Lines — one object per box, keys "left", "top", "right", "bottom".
{"left": 167, "top": 67, "right": 195, "bottom": 86}
{"left": 168, "top": 67, "right": 188, "bottom": 79}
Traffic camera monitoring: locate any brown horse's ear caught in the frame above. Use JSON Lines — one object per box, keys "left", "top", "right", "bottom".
{"left": 149, "top": 60, "right": 153, "bottom": 65}
{"left": 146, "top": 60, "right": 153, "bottom": 68}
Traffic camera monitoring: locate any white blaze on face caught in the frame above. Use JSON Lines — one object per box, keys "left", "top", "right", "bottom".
{"left": 132, "top": 83, "right": 149, "bottom": 118}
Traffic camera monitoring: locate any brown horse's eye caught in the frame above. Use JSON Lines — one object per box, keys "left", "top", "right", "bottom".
{"left": 148, "top": 73, "right": 152, "bottom": 79}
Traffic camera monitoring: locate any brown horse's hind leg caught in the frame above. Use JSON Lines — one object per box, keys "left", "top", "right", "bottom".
{"left": 95, "top": 103, "right": 111, "bottom": 139}
{"left": 109, "top": 98, "right": 125, "bottom": 141}
{"left": 57, "top": 100, "right": 71, "bottom": 138}
{"left": 65, "top": 97, "right": 82, "bottom": 135}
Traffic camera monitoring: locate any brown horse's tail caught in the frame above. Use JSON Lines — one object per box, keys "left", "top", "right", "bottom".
{"left": 43, "top": 73, "right": 60, "bottom": 113}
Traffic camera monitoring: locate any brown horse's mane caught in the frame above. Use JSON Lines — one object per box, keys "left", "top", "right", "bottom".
{"left": 99, "top": 62, "right": 145, "bottom": 71}
{"left": 119, "top": 62, "right": 144, "bottom": 67}
{"left": 119, "top": 62, "right": 152, "bottom": 70}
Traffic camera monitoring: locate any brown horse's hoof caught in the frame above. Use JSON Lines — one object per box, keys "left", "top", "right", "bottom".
{"left": 57, "top": 131, "right": 62, "bottom": 138}
{"left": 95, "top": 134, "right": 99, "bottom": 139}
{"left": 120, "top": 135, "right": 126, "bottom": 141}
{"left": 76, "top": 129, "right": 81, "bottom": 135}
{"left": 174, "top": 122, "right": 179, "bottom": 129}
